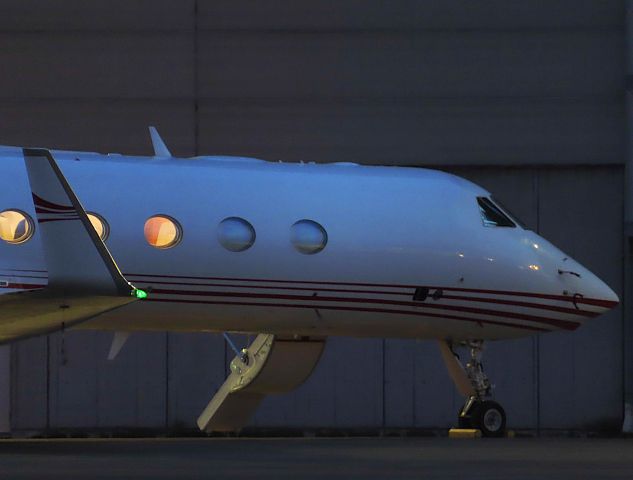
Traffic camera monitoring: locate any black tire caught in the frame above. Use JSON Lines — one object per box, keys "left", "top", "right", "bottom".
{"left": 470, "top": 400, "right": 506, "bottom": 437}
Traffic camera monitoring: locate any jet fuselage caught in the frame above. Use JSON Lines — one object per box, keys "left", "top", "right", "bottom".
{"left": 0, "top": 147, "right": 618, "bottom": 341}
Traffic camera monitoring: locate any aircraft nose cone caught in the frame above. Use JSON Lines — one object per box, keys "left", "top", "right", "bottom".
{"left": 595, "top": 279, "right": 619, "bottom": 307}
{"left": 582, "top": 271, "right": 619, "bottom": 311}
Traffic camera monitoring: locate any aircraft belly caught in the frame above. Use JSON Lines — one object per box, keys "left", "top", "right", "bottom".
{"left": 77, "top": 298, "right": 535, "bottom": 341}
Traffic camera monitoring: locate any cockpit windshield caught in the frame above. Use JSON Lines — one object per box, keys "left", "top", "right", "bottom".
{"left": 490, "top": 196, "right": 528, "bottom": 229}
{"left": 477, "top": 197, "right": 516, "bottom": 228}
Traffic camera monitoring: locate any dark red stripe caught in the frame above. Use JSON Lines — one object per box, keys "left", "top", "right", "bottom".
{"left": 0, "top": 273, "right": 48, "bottom": 280}
{"left": 126, "top": 273, "right": 615, "bottom": 309}
{"left": 436, "top": 286, "right": 618, "bottom": 309}
{"left": 0, "top": 281, "right": 555, "bottom": 331}
{"left": 134, "top": 279, "right": 597, "bottom": 318}
{"left": 0, "top": 275, "right": 593, "bottom": 326}
{"left": 440, "top": 294, "right": 597, "bottom": 318}
{"left": 1, "top": 283, "right": 45, "bottom": 290}
{"left": 140, "top": 279, "right": 415, "bottom": 295}
{"left": 146, "top": 297, "right": 548, "bottom": 333}
{"left": 9, "top": 269, "right": 618, "bottom": 310}
{"left": 0, "top": 283, "right": 548, "bottom": 332}
{"left": 38, "top": 217, "right": 80, "bottom": 224}
{"left": 0, "top": 282, "right": 566, "bottom": 331}
{"left": 32, "top": 193, "right": 74, "bottom": 211}
{"left": 149, "top": 288, "right": 580, "bottom": 330}
{"left": 6, "top": 268, "right": 47, "bottom": 273}
{"left": 35, "top": 207, "right": 77, "bottom": 215}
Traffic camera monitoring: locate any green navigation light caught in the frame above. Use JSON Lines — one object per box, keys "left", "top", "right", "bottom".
{"left": 133, "top": 289, "right": 148, "bottom": 300}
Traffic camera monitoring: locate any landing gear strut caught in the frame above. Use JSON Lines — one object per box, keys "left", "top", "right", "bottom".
{"left": 438, "top": 339, "right": 507, "bottom": 437}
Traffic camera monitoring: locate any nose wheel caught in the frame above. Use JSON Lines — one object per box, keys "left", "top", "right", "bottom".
{"left": 439, "top": 339, "right": 508, "bottom": 438}
{"left": 459, "top": 398, "right": 507, "bottom": 437}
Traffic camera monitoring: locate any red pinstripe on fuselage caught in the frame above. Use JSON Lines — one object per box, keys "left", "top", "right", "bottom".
{"left": 0, "top": 270, "right": 616, "bottom": 335}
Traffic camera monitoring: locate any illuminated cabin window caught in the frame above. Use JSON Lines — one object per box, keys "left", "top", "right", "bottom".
{"left": 477, "top": 197, "right": 516, "bottom": 228}
{"left": 291, "top": 219, "right": 327, "bottom": 254}
{"left": 87, "top": 212, "right": 109, "bottom": 241}
{"left": 0, "top": 210, "right": 34, "bottom": 244}
{"left": 144, "top": 215, "right": 182, "bottom": 249}
{"left": 218, "top": 217, "right": 256, "bottom": 252}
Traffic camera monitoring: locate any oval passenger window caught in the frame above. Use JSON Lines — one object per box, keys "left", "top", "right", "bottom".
{"left": 144, "top": 215, "right": 182, "bottom": 249}
{"left": 87, "top": 212, "right": 110, "bottom": 241}
{"left": 218, "top": 217, "right": 256, "bottom": 252}
{"left": 0, "top": 210, "right": 35, "bottom": 244}
{"left": 291, "top": 219, "right": 328, "bottom": 254}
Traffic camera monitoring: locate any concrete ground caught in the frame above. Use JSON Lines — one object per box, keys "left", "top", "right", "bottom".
{"left": 0, "top": 437, "right": 631, "bottom": 479}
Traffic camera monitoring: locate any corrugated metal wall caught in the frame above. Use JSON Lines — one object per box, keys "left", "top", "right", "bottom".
{"left": 1, "top": 1, "right": 625, "bottom": 432}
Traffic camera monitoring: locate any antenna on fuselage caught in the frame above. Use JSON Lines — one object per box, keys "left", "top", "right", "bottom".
{"left": 148, "top": 126, "right": 171, "bottom": 157}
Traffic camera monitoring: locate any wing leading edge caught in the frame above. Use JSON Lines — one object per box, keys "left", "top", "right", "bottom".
{"left": 0, "top": 149, "right": 141, "bottom": 344}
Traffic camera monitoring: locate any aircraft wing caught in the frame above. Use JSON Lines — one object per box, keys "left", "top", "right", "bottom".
{"left": 0, "top": 148, "right": 142, "bottom": 344}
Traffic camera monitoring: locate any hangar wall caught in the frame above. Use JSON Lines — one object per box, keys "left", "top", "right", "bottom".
{"left": 0, "top": 1, "right": 626, "bottom": 433}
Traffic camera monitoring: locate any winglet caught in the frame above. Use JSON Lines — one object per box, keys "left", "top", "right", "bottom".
{"left": 22, "top": 148, "right": 135, "bottom": 296}
{"left": 148, "top": 126, "right": 171, "bottom": 157}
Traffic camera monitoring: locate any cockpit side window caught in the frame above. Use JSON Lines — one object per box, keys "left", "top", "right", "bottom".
{"left": 477, "top": 197, "right": 516, "bottom": 228}
{"left": 490, "top": 196, "right": 528, "bottom": 229}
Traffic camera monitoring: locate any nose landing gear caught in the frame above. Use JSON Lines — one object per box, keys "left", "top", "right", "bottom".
{"left": 438, "top": 339, "right": 507, "bottom": 437}
{"left": 459, "top": 398, "right": 507, "bottom": 437}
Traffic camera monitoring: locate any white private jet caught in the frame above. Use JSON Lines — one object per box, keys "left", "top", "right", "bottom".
{"left": 0, "top": 128, "right": 619, "bottom": 437}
